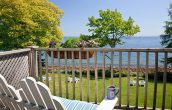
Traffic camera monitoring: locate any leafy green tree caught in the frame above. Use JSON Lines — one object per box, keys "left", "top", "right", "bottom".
{"left": 160, "top": 4, "right": 172, "bottom": 64}
{"left": 0, "top": 0, "right": 63, "bottom": 50}
{"left": 161, "top": 4, "right": 172, "bottom": 48}
{"left": 87, "top": 9, "right": 140, "bottom": 47}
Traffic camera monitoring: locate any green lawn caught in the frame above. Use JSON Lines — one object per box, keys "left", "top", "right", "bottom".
{"left": 43, "top": 72, "right": 172, "bottom": 109}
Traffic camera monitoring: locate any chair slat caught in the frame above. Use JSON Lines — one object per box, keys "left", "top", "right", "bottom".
{"left": 8, "top": 86, "right": 22, "bottom": 110}
{"left": 0, "top": 75, "right": 16, "bottom": 110}
{"left": 7, "top": 85, "right": 21, "bottom": 100}
{"left": 25, "top": 77, "right": 46, "bottom": 108}
{"left": 36, "top": 82, "right": 57, "bottom": 110}
{"left": 52, "top": 96, "right": 66, "bottom": 110}
{"left": 19, "top": 89, "right": 28, "bottom": 103}
{"left": 0, "top": 85, "right": 7, "bottom": 108}
{"left": 10, "top": 89, "right": 26, "bottom": 110}
{"left": 20, "top": 79, "right": 37, "bottom": 105}
{"left": 0, "top": 98, "right": 5, "bottom": 108}
{"left": 0, "top": 75, "right": 12, "bottom": 97}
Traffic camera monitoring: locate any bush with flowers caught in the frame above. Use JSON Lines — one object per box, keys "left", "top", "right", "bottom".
{"left": 49, "top": 37, "right": 98, "bottom": 48}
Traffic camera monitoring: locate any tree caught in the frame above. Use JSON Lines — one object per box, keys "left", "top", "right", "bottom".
{"left": 160, "top": 4, "right": 172, "bottom": 64}
{"left": 0, "top": 0, "right": 63, "bottom": 50}
{"left": 87, "top": 9, "right": 140, "bottom": 48}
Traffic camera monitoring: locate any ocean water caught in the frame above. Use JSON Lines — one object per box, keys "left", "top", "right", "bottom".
{"left": 63, "top": 36, "right": 162, "bottom": 48}
{"left": 49, "top": 36, "right": 169, "bottom": 67}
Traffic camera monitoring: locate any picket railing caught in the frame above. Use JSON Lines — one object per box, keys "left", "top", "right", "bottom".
{"left": 0, "top": 48, "right": 31, "bottom": 89}
{"left": 34, "top": 48, "right": 172, "bottom": 110}
{"left": 0, "top": 47, "right": 172, "bottom": 109}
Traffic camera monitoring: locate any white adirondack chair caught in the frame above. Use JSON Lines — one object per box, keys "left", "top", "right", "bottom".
{"left": 0, "top": 74, "right": 118, "bottom": 110}
{"left": 130, "top": 80, "right": 136, "bottom": 86}
{"left": 0, "top": 75, "right": 23, "bottom": 110}
{"left": 139, "top": 80, "right": 145, "bottom": 87}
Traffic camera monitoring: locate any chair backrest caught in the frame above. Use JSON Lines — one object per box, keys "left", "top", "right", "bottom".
{"left": 0, "top": 74, "right": 66, "bottom": 110}
{"left": 0, "top": 74, "right": 23, "bottom": 110}
{"left": 20, "top": 77, "right": 66, "bottom": 110}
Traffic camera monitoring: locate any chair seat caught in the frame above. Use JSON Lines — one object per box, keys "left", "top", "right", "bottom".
{"left": 57, "top": 97, "right": 98, "bottom": 110}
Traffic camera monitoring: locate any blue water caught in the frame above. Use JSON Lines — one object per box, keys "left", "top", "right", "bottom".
{"left": 48, "top": 36, "right": 169, "bottom": 67}
{"left": 63, "top": 36, "right": 162, "bottom": 48}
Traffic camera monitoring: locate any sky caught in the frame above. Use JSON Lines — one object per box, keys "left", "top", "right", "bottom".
{"left": 50, "top": 0, "right": 171, "bottom": 37}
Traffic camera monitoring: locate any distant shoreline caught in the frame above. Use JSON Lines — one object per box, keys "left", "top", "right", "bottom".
{"left": 44, "top": 66, "right": 172, "bottom": 73}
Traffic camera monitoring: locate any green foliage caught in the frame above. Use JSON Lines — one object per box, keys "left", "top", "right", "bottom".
{"left": 160, "top": 4, "right": 172, "bottom": 64}
{"left": 63, "top": 37, "right": 80, "bottom": 48}
{"left": 61, "top": 69, "right": 127, "bottom": 78}
{"left": 161, "top": 4, "right": 172, "bottom": 48}
{"left": 0, "top": 0, "right": 63, "bottom": 50}
{"left": 142, "top": 72, "right": 172, "bottom": 82}
{"left": 87, "top": 9, "right": 140, "bottom": 47}
{"left": 79, "top": 34, "right": 92, "bottom": 41}
{"left": 62, "top": 37, "right": 97, "bottom": 48}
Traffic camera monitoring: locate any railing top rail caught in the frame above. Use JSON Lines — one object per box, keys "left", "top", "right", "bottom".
{"left": 0, "top": 48, "right": 31, "bottom": 57}
{"left": 35, "top": 48, "right": 172, "bottom": 52}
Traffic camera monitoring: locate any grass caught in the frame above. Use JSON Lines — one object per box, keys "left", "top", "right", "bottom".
{"left": 42, "top": 72, "right": 172, "bottom": 109}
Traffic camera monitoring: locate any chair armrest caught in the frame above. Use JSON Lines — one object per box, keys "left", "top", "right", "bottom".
{"left": 96, "top": 96, "right": 118, "bottom": 110}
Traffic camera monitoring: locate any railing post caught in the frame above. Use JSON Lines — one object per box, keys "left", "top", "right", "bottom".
{"left": 153, "top": 51, "right": 158, "bottom": 109}
{"left": 162, "top": 52, "right": 167, "bottom": 110}
{"left": 27, "top": 46, "right": 39, "bottom": 79}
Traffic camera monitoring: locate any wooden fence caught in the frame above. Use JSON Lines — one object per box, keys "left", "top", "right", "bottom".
{"left": 35, "top": 48, "right": 172, "bottom": 110}
{"left": 0, "top": 49, "right": 31, "bottom": 89}
{"left": 0, "top": 47, "right": 172, "bottom": 109}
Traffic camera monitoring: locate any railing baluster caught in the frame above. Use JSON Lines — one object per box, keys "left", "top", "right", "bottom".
{"left": 136, "top": 52, "right": 140, "bottom": 108}
{"left": 32, "top": 49, "right": 37, "bottom": 78}
{"left": 127, "top": 52, "right": 131, "bottom": 108}
{"left": 38, "top": 50, "right": 42, "bottom": 82}
{"left": 58, "top": 51, "right": 62, "bottom": 97}
{"left": 153, "top": 52, "right": 158, "bottom": 109}
{"left": 144, "top": 51, "right": 149, "bottom": 109}
{"left": 94, "top": 51, "right": 98, "bottom": 104}
{"left": 45, "top": 51, "right": 49, "bottom": 87}
{"left": 28, "top": 50, "right": 32, "bottom": 76}
{"left": 72, "top": 51, "right": 75, "bottom": 99}
{"left": 65, "top": 51, "right": 68, "bottom": 98}
{"left": 110, "top": 51, "right": 114, "bottom": 85}
{"left": 162, "top": 52, "right": 167, "bottom": 109}
{"left": 102, "top": 51, "right": 105, "bottom": 99}
{"left": 51, "top": 50, "right": 55, "bottom": 95}
{"left": 87, "top": 51, "right": 90, "bottom": 102}
{"left": 119, "top": 51, "right": 122, "bottom": 107}
{"left": 79, "top": 49, "right": 82, "bottom": 101}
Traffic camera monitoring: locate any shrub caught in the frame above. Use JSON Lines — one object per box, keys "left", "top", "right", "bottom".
{"left": 61, "top": 69, "right": 127, "bottom": 78}
{"left": 145, "top": 72, "right": 172, "bottom": 82}
{"left": 63, "top": 37, "right": 80, "bottom": 48}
